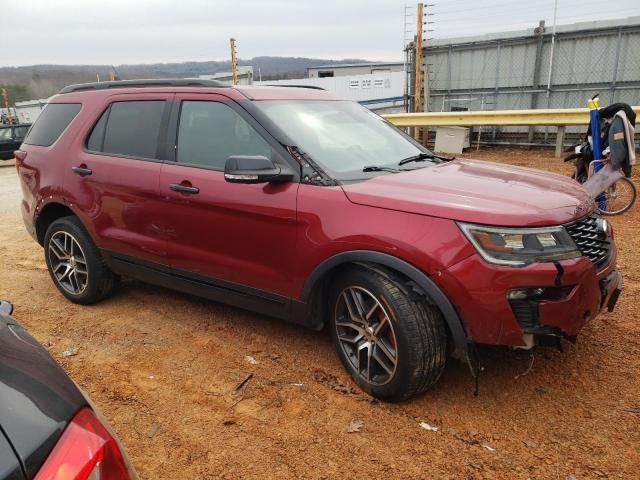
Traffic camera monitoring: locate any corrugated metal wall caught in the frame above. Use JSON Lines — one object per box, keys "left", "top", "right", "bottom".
{"left": 420, "top": 20, "right": 640, "bottom": 143}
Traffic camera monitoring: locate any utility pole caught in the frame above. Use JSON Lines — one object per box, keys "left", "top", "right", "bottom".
{"left": 230, "top": 38, "right": 239, "bottom": 86}
{"left": 529, "top": 20, "right": 546, "bottom": 143}
{"left": 403, "top": 4, "right": 415, "bottom": 113}
{"left": 422, "top": 3, "right": 436, "bottom": 113}
{"left": 546, "top": 0, "right": 559, "bottom": 97}
{"left": 2, "top": 88, "right": 14, "bottom": 125}
{"left": 414, "top": 2, "right": 423, "bottom": 114}
{"left": 411, "top": 3, "right": 425, "bottom": 141}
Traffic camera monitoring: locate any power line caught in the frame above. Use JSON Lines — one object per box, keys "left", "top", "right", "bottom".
{"left": 432, "top": 0, "right": 637, "bottom": 17}
{"left": 428, "top": 8, "right": 640, "bottom": 31}
{"left": 432, "top": 1, "right": 553, "bottom": 16}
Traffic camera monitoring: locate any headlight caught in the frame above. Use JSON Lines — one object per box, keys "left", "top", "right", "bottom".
{"left": 458, "top": 222, "right": 581, "bottom": 266}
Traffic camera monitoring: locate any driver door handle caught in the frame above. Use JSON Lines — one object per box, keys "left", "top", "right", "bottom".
{"left": 71, "top": 165, "right": 92, "bottom": 176}
{"left": 169, "top": 183, "right": 200, "bottom": 194}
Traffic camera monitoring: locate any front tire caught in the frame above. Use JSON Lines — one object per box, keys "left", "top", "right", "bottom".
{"left": 44, "top": 216, "right": 118, "bottom": 304}
{"left": 329, "top": 266, "right": 447, "bottom": 401}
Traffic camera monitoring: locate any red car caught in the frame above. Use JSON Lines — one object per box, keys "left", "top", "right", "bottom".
{"left": 0, "top": 300, "right": 137, "bottom": 480}
{"left": 15, "top": 79, "right": 622, "bottom": 400}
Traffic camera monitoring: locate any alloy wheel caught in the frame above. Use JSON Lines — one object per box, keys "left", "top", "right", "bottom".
{"left": 48, "top": 231, "right": 88, "bottom": 295}
{"left": 334, "top": 286, "right": 398, "bottom": 385}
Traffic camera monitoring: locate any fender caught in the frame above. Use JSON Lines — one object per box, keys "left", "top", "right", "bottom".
{"left": 32, "top": 197, "right": 74, "bottom": 243}
{"left": 301, "top": 250, "right": 470, "bottom": 360}
{"left": 33, "top": 197, "right": 91, "bottom": 244}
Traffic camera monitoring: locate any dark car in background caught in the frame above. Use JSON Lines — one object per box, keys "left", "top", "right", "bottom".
{"left": 0, "top": 300, "right": 137, "bottom": 480}
{"left": 0, "top": 124, "right": 30, "bottom": 160}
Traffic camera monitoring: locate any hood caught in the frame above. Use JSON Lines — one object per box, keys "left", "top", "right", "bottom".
{"left": 0, "top": 310, "right": 87, "bottom": 479}
{"left": 341, "top": 158, "right": 595, "bottom": 227}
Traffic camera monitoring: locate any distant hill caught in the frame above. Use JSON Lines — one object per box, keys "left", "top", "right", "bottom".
{"left": 0, "top": 56, "right": 372, "bottom": 101}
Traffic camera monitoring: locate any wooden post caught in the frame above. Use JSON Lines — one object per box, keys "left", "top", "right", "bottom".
{"left": 422, "top": 4, "right": 431, "bottom": 145}
{"left": 529, "top": 21, "right": 546, "bottom": 143}
{"left": 413, "top": 3, "right": 424, "bottom": 141}
{"left": 230, "top": 38, "right": 239, "bottom": 86}
{"left": 422, "top": 62, "right": 430, "bottom": 145}
{"left": 413, "top": 3, "right": 423, "bottom": 114}
{"left": 2, "top": 88, "right": 14, "bottom": 125}
{"left": 555, "top": 125, "right": 566, "bottom": 157}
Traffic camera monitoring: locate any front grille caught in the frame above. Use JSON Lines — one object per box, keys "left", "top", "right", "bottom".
{"left": 565, "top": 213, "right": 611, "bottom": 267}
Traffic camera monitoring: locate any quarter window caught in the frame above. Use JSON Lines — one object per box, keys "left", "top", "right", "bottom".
{"left": 23, "top": 103, "right": 81, "bottom": 147}
{"left": 176, "top": 101, "right": 272, "bottom": 170}
{"left": 13, "top": 126, "right": 29, "bottom": 138}
{"left": 86, "top": 107, "right": 109, "bottom": 152}
{"left": 87, "top": 101, "right": 165, "bottom": 159}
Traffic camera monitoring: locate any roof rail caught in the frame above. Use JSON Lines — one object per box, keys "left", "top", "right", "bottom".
{"left": 59, "top": 78, "right": 228, "bottom": 94}
{"left": 265, "top": 84, "right": 326, "bottom": 91}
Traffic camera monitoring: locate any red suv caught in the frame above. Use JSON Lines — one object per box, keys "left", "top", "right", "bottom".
{"left": 15, "top": 79, "right": 622, "bottom": 400}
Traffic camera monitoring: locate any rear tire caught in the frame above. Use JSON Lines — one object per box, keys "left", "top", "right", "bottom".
{"left": 44, "top": 216, "right": 119, "bottom": 304}
{"left": 329, "top": 266, "right": 447, "bottom": 401}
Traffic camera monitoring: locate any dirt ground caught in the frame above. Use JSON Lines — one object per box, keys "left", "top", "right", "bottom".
{"left": 0, "top": 147, "right": 638, "bottom": 479}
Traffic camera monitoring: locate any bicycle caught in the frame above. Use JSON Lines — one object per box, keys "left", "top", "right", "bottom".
{"left": 565, "top": 143, "right": 636, "bottom": 215}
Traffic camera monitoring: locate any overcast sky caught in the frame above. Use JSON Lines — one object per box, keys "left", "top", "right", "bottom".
{"left": 2, "top": 0, "right": 639, "bottom": 66}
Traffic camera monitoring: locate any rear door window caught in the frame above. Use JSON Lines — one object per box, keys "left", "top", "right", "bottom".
{"left": 87, "top": 100, "right": 166, "bottom": 159}
{"left": 23, "top": 103, "right": 81, "bottom": 146}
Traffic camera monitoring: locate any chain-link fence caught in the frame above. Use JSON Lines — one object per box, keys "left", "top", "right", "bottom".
{"left": 407, "top": 17, "right": 640, "bottom": 146}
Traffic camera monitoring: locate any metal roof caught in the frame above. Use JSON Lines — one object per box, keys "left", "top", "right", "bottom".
{"left": 427, "top": 16, "right": 640, "bottom": 48}
{"left": 306, "top": 62, "right": 404, "bottom": 71}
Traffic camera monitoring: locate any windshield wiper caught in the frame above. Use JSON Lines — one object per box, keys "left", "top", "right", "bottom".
{"left": 398, "top": 152, "right": 455, "bottom": 166}
{"left": 362, "top": 165, "right": 402, "bottom": 173}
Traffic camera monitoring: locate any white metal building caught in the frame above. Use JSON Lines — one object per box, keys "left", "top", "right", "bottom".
{"left": 307, "top": 62, "right": 404, "bottom": 78}
{"left": 255, "top": 70, "right": 405, "bottom": 112}
{"left": 14, "top": 99, "right": 49, "bottom": 124}
{"left": 198, "top": 66, "right": 254, "bottom": 85}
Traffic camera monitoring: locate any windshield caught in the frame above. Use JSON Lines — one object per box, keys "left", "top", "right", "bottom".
{"left": 253, "top": 100, "right": 435, "bottom": 180}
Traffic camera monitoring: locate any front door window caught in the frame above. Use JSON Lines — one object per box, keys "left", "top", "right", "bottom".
{"left": 176, "top": 101, "right": 272, "bottom": 170}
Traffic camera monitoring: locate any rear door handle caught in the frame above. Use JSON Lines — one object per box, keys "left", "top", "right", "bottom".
{"left": 169, "top": 183, "right": 200, "bottom": 194}
{"left": 71, "top": 166, "right": 92, "bottom": 176}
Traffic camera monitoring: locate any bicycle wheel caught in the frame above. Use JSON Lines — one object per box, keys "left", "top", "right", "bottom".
{"left": 598, "top": 177, "right": 637, "bottom": 216}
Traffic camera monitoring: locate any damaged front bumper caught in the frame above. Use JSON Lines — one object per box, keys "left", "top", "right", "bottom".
{"left": 509, "top": 267, "right": 622, "bottom": 347}
{"left": 602, "top": 270, "right": 622, "bottom": 313}
{"left": 436, "top": 242, "right": 621, "bottom": 347}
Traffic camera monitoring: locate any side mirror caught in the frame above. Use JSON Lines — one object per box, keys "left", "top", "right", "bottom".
{"left": 224, "top": 155, "right": 293, "bottom": 184}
